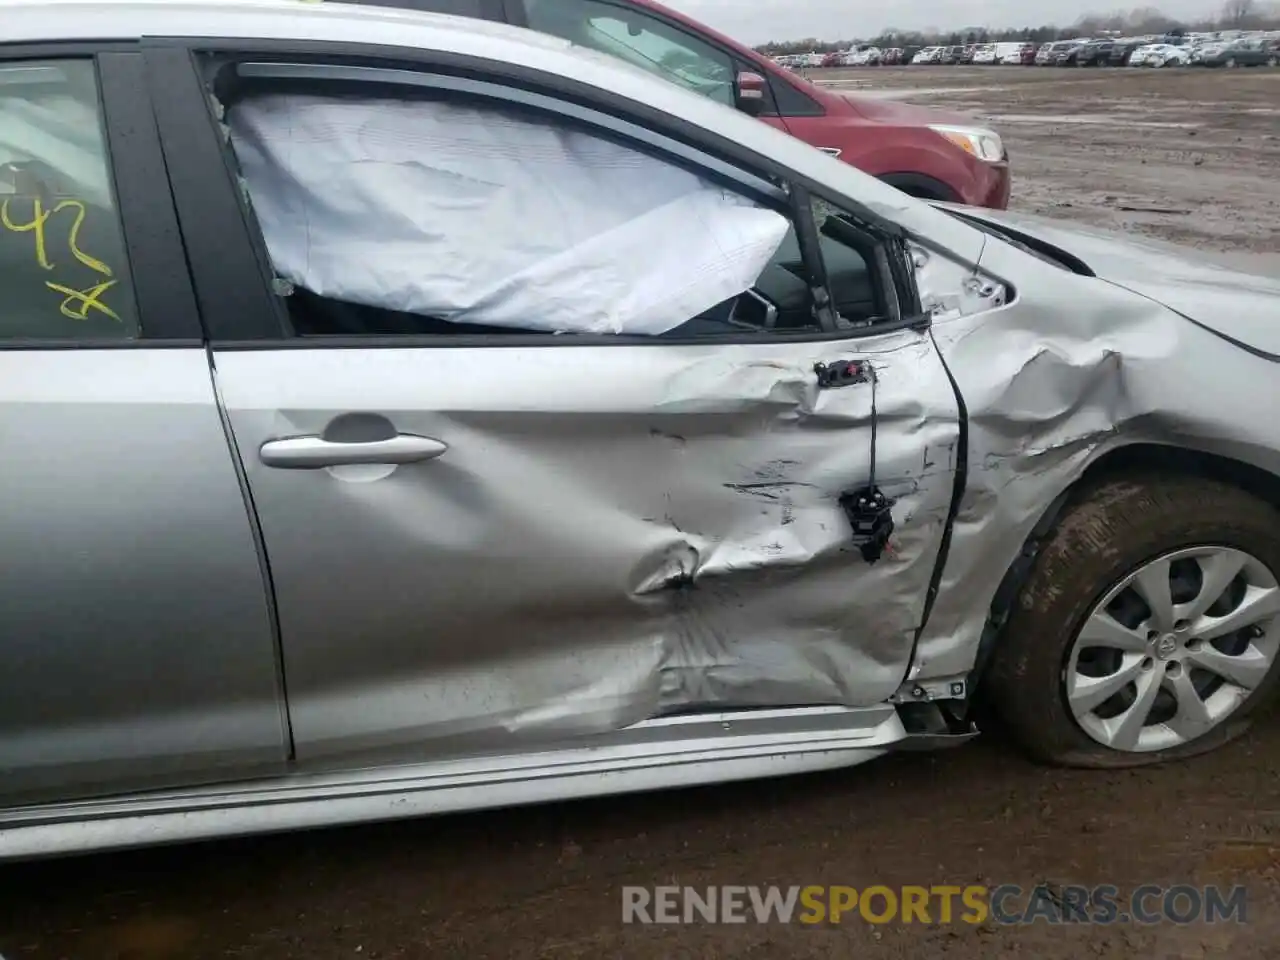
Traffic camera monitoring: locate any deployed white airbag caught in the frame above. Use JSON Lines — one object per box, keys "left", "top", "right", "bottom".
{"left": 228, "top": 93, "right": 791, "bottom": 335}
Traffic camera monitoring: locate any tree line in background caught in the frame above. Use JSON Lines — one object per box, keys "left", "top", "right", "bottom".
{"left": 754, "top": 0, "right": 1280, "bottom": 52}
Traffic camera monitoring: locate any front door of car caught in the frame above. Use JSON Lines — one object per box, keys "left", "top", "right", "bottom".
{"left": 147, "top": 48, "right": 962, "bottom": 767}
{"left": 0, "top": 51, "right": 288, "bottom": 806}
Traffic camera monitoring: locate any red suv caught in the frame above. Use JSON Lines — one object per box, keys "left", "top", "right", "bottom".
{"left": 354, "top": 0, "right": 1012, "bottom": 208}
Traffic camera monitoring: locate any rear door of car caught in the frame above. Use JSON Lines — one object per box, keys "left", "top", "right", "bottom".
{"left": 0, "top": 46, "right": 287, "bottom": 806}
{"left": 145, "top": 40, "right": 961, "bottom": 767}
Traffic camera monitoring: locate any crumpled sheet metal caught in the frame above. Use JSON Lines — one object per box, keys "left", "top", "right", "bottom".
{"left": 218, "top": 330, "right": 959, "bottom": 760}
{"left": 911, "top": 242, "right": 1008, "bottom": 321}
{"left": 910, "top": 231, "right": 1280, "bottom": 682}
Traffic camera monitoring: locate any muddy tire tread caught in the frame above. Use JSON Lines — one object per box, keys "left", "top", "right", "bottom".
{"left": 984, "top": 472, "right": 1280, "bottom": 768}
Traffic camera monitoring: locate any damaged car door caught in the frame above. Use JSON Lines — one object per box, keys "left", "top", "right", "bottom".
{"left": 150, "top": 50, "right": 963, "bottom": 765}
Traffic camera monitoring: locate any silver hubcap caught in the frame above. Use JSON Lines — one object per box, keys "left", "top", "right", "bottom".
{"left": 1065, "top": 546, "right": 1280, "bottom": 752}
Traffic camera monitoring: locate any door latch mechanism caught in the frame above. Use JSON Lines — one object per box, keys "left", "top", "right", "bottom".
{"left": 839, "top": 486, "right": 896, "bottom": 564}
{"left": 814, "top": 359, "right": 869, "bottom": 389}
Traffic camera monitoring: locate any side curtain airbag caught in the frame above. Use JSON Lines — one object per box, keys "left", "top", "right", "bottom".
{"left": 227, "top": 93, "right": 791, "bottom": 335}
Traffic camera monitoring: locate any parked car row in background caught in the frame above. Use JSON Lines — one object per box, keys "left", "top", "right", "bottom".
{"left": 1190, "top": 37, "right": 1280, "bottom": 67}
{"left": 776, "top": 46, "right": 909, "bottom": 67}
{"left": 774, "top": 30, "right": 1279, "bottom": 69}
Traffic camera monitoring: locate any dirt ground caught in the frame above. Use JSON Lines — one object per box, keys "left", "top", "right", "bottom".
{"left": 4, "top": 67, "right": 1280, "bottom": 960}
{"left": 818, "top": 64, "right": 1280, "bottom": 262}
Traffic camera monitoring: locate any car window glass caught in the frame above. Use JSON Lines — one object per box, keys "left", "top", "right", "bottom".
{"left": 219, "top": 86, "right": 856, "bottom": 338}
{"left": 524, "top": 0, "right": 734, "bottom": 106}
{"left": 768, "top": 74, "right": 825, "bottom": 118}
{"left": 809, "top": 197, "right": 887, "bottom": 328}
{"left": 0, "top": 60, "right": 139, "bottom": 340}
{"left": 729, "top": 57, "right": 779, "bottom": 117}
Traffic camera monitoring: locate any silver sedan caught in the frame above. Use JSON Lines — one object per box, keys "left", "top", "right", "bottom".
{"left": 2, "top": 0, "right": 1279, "bottom": 860}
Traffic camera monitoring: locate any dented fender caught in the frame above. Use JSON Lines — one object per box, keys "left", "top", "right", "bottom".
{"left": 908, "top": 229, "right": 1280, "bottom": 685}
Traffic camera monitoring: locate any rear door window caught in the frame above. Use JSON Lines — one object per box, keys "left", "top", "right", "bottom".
{"left": 0, "top": 59, "right": 139, "bottom": 340}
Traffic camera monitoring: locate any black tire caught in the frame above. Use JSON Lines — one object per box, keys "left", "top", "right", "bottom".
{"left": 983, "top": 473, "right": 1280, "bottom": 768}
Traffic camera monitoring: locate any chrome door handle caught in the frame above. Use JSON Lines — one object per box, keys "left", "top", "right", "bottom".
{"left": 259, "top": 434, "right": 448, "bottom": 469}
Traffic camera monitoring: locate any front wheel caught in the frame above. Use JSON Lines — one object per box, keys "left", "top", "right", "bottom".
{"left": 984, "top": 474, "right": 1280, "bottom": 768}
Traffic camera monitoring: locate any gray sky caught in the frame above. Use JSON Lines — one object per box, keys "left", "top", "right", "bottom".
{"left": 664, "top": 0, "right": 1223, "bottom": 44}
